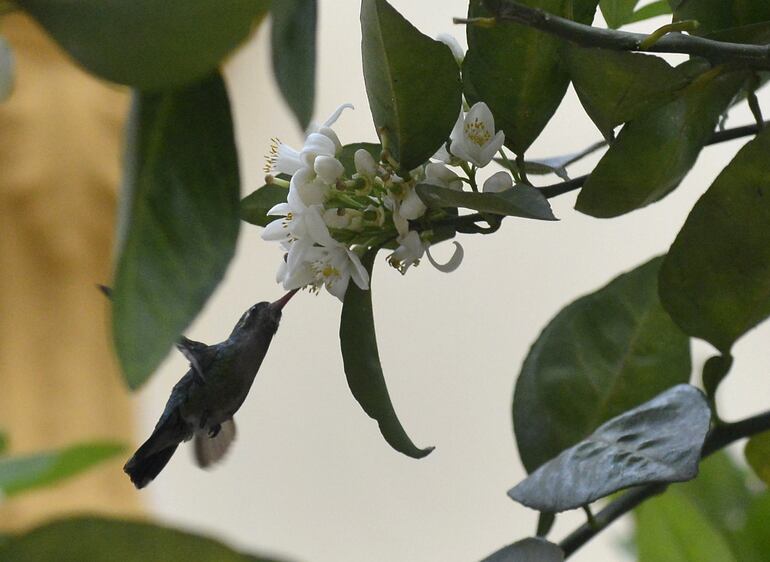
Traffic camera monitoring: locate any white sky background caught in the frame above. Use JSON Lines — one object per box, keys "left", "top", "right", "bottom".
{"left": 135, "top": 2, "right": 770, "bottom": 561}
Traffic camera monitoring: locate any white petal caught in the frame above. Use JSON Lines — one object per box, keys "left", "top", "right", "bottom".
{"left": 436, "top": 33, "right": 464, "bottom": 64}
{"left": 274, "top": 144, "right": 303, "bottom": 175}
{"left": 426, "top": 242, "right": 464, "bottom": 273}
{"left": 466, "top": 101, "right": 495, "bottom": 137}
{"left": 261, "top": 218, "right": 289, "bottom": 241}
{"left": 354, "top": 148, "right": 378, "bottom": 177}
{"left": 399, "top": 189, "right": 427, "bottom": 220}
{"left": 482, "top": 171, "right": 513, "bottom": 193}
{"left": 319, "top": 126, "right": 342, "bottom": 153}
{"left": 323, "top": 208, "right": 351, "bottom": 229}
{"left": 425, "top": 162, "right": 462, "bottom": 190}
{"left": 431, "top": 143, "right": 453, "bottom": 163}
{"left": 304, "top": 206, "right": 337, "bottom": 247}
{"left": 266, "top": 201, "right": 291, "bottom": 216}
{"left": 287, "top": 182, "right": 309, "bottom": 211}
{"left": 448, "top": 110, "right": 465, "bottom": 145}
{"left": 326, "top": 272, "right": 351, "bottom": 301}
{"left": 346, "top": 249, "right": 370, "bottom": 290}
{"left": 322, "top": 103, "right": 354, "bottom": 128}
{"left": 478, "top": 130, "right": 506, "bottom": 167}
{"left": 314, "top": 156, "right": 344, "bottom": 185}
{"left": 449, "top": 136, "right": 481, "bottom": 166}
{"left": 276, "top": 260, "right": 288, "bottom": 284}
{"left": 301, "top": 133, "right": 336, "bottom": 165}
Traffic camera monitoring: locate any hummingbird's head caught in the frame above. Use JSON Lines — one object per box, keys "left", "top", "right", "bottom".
{"left": 229, "top": 290, "right": 298, "bottom": 337}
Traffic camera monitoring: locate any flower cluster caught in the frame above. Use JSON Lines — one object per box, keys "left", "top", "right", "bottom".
{"left": 260, "top": 38, "right": 513, "bottom": 301}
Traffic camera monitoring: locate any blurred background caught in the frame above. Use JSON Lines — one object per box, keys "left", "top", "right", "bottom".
{"left": 2, "top": 1, "right": 770, "bottom": 561}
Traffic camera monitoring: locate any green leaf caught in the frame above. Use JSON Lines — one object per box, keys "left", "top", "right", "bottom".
{"left": 340, "top": 250, "right": 433, "bottom": 459}
{"left": 464, "top": 0, "right": 599, "bottom": 155}
{"left": 576, "top": 69, "right": 746, "bottom": 218}
{"left": 627, "top": 0, "right": 672, "bottom": 24}
{"left": 513, "top": 257, "right": 691, "bottom": 473}
{"left": 509, "top": 385, "right": 710, "bottom": 512}
{"left": 481, "top": 537, "right": 564, "bottom": 562}
{"left": 337, "top": 142, "right": 381, "bottom": 176}
{"left": 738, "top": 493, "right": 770, "bottom": 562}
{"left": 241, "top": 184, "right": 289, "bottom": 227}
{"left": 566, "top": 47, "right": 689, "bottom": 140}
{"left": 701, "top": 354, "right": 733, "bottom": 403}
{"left": 659, "top": 126, "right": 770, "bottom": 352}
{"left": 416, "top": 184, "right": 556, "bottom": 221}
{"left": 0, "top": 442, "right": 124, "bottom": 497}
{"left": 635, "top": 488, "right": 739, "bottom": 562}
{"left": 600, "top": 0, "right": 639, "bottom": 28}
{"left": 668, "top": 0, "right": 770, "bottom": 35}
{"left": 0, "top": 432, "right": 7, "bottom": 455}
{"left": 360, "top": 0, "right": 461, "bottom": 170}
{"left": 113, "top": 73, "right": 240, "bottom": 389}
{"left": 271, "top": 0, "right": 317, "bottom": 130}
{"left": 0, "top": 35, "right": 13, "bottom": 102}
{"left": 0, "top": 516, "right": 283, "bottom": 561}
{"left": 745, "top": 432, "right": 770, "bottom": 485}
{"left": 17, "top": 0, "right": 269, "bottom": 90}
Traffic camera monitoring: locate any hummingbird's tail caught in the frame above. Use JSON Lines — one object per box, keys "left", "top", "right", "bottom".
{"left": 124, "top": 444, "right": 179, "bottom": 489}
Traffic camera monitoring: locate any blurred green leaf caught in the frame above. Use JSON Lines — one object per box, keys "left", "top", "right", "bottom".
{"left": 340, "top": 250, "right": 433, "bottom": 459}
{"left": 514, "top": 257, "right": 691, "bottom": 472}
{"left": 600, "top": 0, "right": 639, "bottom": 28}
{"left": 745, "top": 432, "right": 770, "bottom": 485}
{"left": 635, "top": 488, "right": 738, "bottom": 561}
{"left": 464, "top": 0, "right": 599, "bottom": 155}
{"left": 360, "top": 0, "right": 461, "bottom": 170}
{"left": 0, "top": 35, "right": 13, "bottom": 102}
{"left": 0, "top": 516, "right": 283, "bottom": 561}
{"left": 567, "top": 47, "right": 688, "bottom": 140}
{"left": 659, "top": 125, "right": 770, "bottom": 352}
{"left": 113, "top": 73, "right": 240, "bottom": 389}
{"left": 627, "top": 0, "right": 672, "bottom": 24}
{"left": 337, "top": 142, "right": 381, "bottom": 176}
{"left": 510, "top": 385, "right": 710, "bottom": 512}
{"left": 576, "top": 69, "right": 745, "bottom": 218}
{"left": 701, "top": 354, "right": 733, "bottom": 403}
{"left": 0, "top": 442, "right": 123, "bottom": 497}
{"left": 416, "top": 184, "right": 556, "bottom": 221}
{"left": 271, "top": 0, "right": 316, "bottom": 130}
{"left": 668, "top": 0, "right": 770, "bottom": 35}
{"left": 481, "top": 537, "right": 564, "bottom": 561}
{"left": 241, "top": 184, "right": 289, "bottom": 227}
{"left": 0, "top": 432, "right": 7, "bottom": 455}
{"left": 738, "top": 493, "right": 770, "bottom": 562}
{"left": 17, "top": 0, "right": 269, "bottom": 90}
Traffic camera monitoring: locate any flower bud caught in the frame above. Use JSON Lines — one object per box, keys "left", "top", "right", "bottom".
{"left": 354, "top": 149, "right": 378, "bottom": 178}
{"left": 482, "top": 171, "right": 513, "bottom": 193}
{"left": 314, "top": 155, "right": 344, "bottom": 185}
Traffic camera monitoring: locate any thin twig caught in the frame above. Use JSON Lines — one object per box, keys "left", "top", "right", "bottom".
{"left": 559, "top": 409, "right": 770, "bottom": 558}
{"left": 455, "top": 0, "right": 770, "bottom": 69}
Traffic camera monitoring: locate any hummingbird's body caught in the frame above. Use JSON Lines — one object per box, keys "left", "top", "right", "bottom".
{"left": 124, "top": 292, "right": 295, "bottom": 489}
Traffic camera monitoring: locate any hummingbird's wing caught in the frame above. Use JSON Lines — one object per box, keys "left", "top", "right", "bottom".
{"left": 193, "top": 419, "right": 237, "bottom": 468}
{"left": 176, "top": 337, "right": 218, "bottom": 385}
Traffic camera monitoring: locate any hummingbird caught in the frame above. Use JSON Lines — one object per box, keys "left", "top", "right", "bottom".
{"left": 122, "top": 289, "right": 298, "bottom": 489}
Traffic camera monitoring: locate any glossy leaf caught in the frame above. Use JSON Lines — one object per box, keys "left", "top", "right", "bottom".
{"left": 576, "top": 69, "right": 745, "bottom": 218}
{"left": 0, "top": 442, "right": 123, "bottom": 497}
{"left": 17, "top": 0, "right": 269, "bottom": 90}
{"left": 669, "top": 0, "right": 770, "bottom": 35}
{"left": 271, "top": 0, "right": 317, "bottom": 130}
{"left": 635, "top": 488, "right": 738, "bottom": 562}
{"left": 509, "top": 385, "right": 710, "bottom": 512}
{"left": 241, "top": 185, "right": 289, "bottom": 227}
{"left": 360, "top": 0, "right": 461, "bottom": 170}
{"left": 337, "top": 142, "right": 381, "bottom": 176}
{"left": 0, "top": 35, "right": 13, "bottom": 102}
{"left": 416, "top": 184, "right": 556, "bottom": 221}
{"left": 514, "top": 257, "right": 691, "bottom": 472}
{"left": 481, "top": 537, "right": 564, "bottom": 562}
{"left": 340, "top": 250, "right": 433, "bottom": 459}
{"left": 113, "top": 74, "right": 240, "bottom": 389}
{"left": 0, "top": 517, "right": 282, "bottom": 561}
{"left": 567, "top": 47, "right": 688, "bottom": 140}
{"left": 745, "top": 432, "right": 770, "bottom": 485}
{"left": 600, "top": 0, "right": 639, "bottom": 28}
{"left": 659, "top": 126, "right": 770, "bottom": 352}
{"left": 464, "top": 0, "right": 599, "bottom": 155}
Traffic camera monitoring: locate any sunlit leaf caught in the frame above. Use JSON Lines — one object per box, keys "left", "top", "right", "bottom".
{"left": 361, "top": 0, "right": 461, "bottom": 170}
{"left": 113, "top": 73, "right": 240, "bottom": 389}
{"left": 340, "top": 250, "right": 433, "bottom": 459}
{"left": 509, "top": 385, "right": 710, "bottom": 512}
{"left": 659, "top": 126, "right": 770, "bottom": 352}
{"left": 514, "top": 257, "right": 691, "bottom": 472}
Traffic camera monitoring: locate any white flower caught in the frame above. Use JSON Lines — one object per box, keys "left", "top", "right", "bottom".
{"left": 291, "top": 167, "right": 331, "bottom": 207}
{"left": 354, "top": 148, "right": 378, "bottom": 178}
{"left": 314, "top": 155, "right": 344, "bottom": 185}
{"left": 262, "top": 186, "right": 336, "bottom": 247}
{"left": 424, "top": 162, "right": 463, "bottom": 191}
{"left": 399, "top": 188, "right": 427, "bottom": 221}
{"left": 449, "top": 102, "right": 505, "bottom": 167}
{"left": 389, "top": 231, "right": 426, "bottom": 274}
{"left": 436, "top": 33, "right": 464, "bottom": 65}
{"left": 323, "top": 208, "right": 362, "bottom": 230}
{"left": 482, "top": 171, "right": 514, "bottom": 193}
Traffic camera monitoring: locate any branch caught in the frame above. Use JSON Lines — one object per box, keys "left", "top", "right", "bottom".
{"left": 455, "top": 0, "right": 770, "bottom": 69}
{"left": 559, "top": 409, "right": 770, "bottom": 558}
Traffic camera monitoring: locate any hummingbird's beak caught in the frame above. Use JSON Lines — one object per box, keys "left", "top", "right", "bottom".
{"left": 270, "top": 289, "right": 299, "bottom": 311}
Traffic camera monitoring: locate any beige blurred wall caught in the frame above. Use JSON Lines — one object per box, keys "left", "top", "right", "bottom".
{"left": 0, "top": 14, "right": 141, "bottom": 528}
{"left": 134, "top": 2, "right": 770, "bottom": 562}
